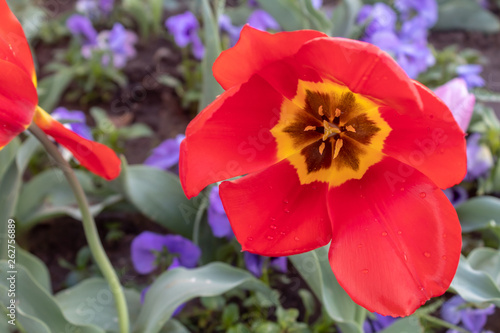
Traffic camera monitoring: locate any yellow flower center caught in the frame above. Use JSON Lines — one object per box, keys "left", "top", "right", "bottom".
{"left": 271, "top": 79, "right": 392, "bottom": 188}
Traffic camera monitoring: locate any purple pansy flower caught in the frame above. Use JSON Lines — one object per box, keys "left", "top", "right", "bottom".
{"left": 247, "top": 9, "right": 280, "bottom": 32}
{"left": 219, "top": 14, "right": 243, "bottom": 47}
{"left": 101, "top": 23, "right": 138, "bottom": 68}
{"left": 363, "top": 313, "right": 397, "bottom": 332}
{"left": 76, "top": 0, "right": 114, "bottom": 17}
{"left": 434, "top": 78, "right": 476, "bottom": 132}
{"left": 465, "top": 133, "right": 494, "bottom": 181}
{"left": 144, "top": 134, "right": 185, "bottom": 170}
{"left": 457, "top": 64, "right": 485, "bottom": 89}
{"left": 51, "top": 107, "right": 93, "bottom": 141}
{"left": 165, "top": 11, "right": 205, "bottom": 60}
{"left": 441, "top": 295, "right": 495, "bottom": 333}
{"left": 243, "top": 252, "right": 287, "bottom": 278}
{"left": 67, "top": 14, "right": 98, "bottom": 45}
{"left": 357, "top": 3, "right": 397, "bottom": 38}
{"left": 443, "top": 186, "right": 468, "bottom": 207}
{"left": 359, "top": 5, "right": 434, "bottom": 79}
{"left": 207, "top": 186, "right": 234, "bottom": 239}
{"left": 311, "top": 0, "right": 323, "bottom": 9}
{"left": 395, "top": 0, "right": 438, "bottom": 27}
{"left": 131, "top": 231, "right": 201, "bottom": 274}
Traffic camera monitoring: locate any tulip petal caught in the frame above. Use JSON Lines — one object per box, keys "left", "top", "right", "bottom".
{"left": 327, "top": 157, "right": 461, "bottom": 317}
{"left": 0, "top": 59, "right": 37, "bottom": 149}
{"left": 0, "top": 1, "right": 37, "bottom": 85}
{"left": 380, "top": 81, "right": 467, "bottom": 189}
{"left": 220, "top": 158, "right": 331, "bottom": 256}
{"left": 213, "top": 25, "right": 326, "bottom": 90}
{"left": 293, "top": 37, "right": 423, "bottom": 114}
{"left": 33, "top": 107, "right": 121, "bottom": 180}
{"left": 180, "top": 74, "right": 285, "bottom": 198}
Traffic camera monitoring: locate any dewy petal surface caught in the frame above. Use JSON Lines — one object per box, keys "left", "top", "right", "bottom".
{"left": 180, "top": 75, "right": 285, "bottom": 198}
{"left": 33, "top": 108, "right": 121, "bottom": 180}
{"left": 213, "top": 25, "right": 326, "bottom": 90}
{"left": 0, "top": 59, "right": 37, "bottom": 149}
{"left": 0, "top": 1, "right": 37, "bottom": 84}
{"left": 327, "top": 157, "right": 461, "bottom": 317}
{"left": 220, "top": 158, "right": 331, "bottom": 256}
{"left": 379, "top": 81, "right": 467, "bottom": 189}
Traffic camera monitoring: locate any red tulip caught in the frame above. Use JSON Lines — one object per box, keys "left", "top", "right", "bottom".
{"left": 0, "top": 1, "right": 120, "bottom": 180}
{"left": 180, "top": 26, "right": 466, "bottom": 316}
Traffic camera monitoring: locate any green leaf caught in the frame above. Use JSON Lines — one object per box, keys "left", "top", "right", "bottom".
{"left": 16, "top": 169, "right": 123, "bottom": 231}
{"left": 198, "top": 0, "right": 224, "bottom": 111}
{"left": 17, "top": 247, "right": 51, "bottom": 293}
{"left": 473, "top": 88, "right": 500, "bottom": 103}
{"left": 450, "top": 251, "right": 500, "bottom": 306}
{"left": 456, "top": 196, "right": 500, "bottom": 232}
{"left": 435, "top": 0, "right": 500, "bottom": 32}
{"left": 55, "top": 278, "right": 141, "bottom": 332}
{"left": 117, "top": 158, "right": 197, "bottom": 237}
{"left": 132, "top": 262, "right": 278, "bottom": 333}
{"left": 159, "top": 319, "right": 191, "bottom": 333}
{"left": 37, "top": 67, "right": 76, "bottom": 111}
{"left": 330, "top": 0, "right": 363, "bottom": 38}
{"left": 289, "top": 246, "right": 365, "bottom": 333}
{"left": 0, "top": 262, "right": 104, "bottom": 332}
{"left": 0, "top": 137, "right": 40, "bottom": 260}
{"left": 222, "top": 303, "right": 239, "bottom": 327}
{"left": 379, "top": 316, "right": 423, "bottom": 333}
{"left": 256, "top": 0, "right": 304, "bottom": 31}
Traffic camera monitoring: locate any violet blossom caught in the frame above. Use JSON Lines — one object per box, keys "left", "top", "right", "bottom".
{"left": 144, "top": 134, "right": 185, "bottom": 171}
{"left": 247, "top": 9, "right": 280, "bottom": 32}
{"left": 443, "top": 186, "right": 469, "bottom": 207}
{"left": 131, "top": 231, "right": 201, "bottom": 274}
{"left": 67, "top": 14, "right": 98, "bottom": 45}
{"left": 207, "top": 186, "right": 234, "bottom": 239}
{"left": 465, "top": 133, "right": 494, "bottom": 181}
{"left": 363, "top": 313, "right": 397, "bottom": 332}
{"left": 457, "top": 64, "right": 485, "bottom": 89}
{"left": 165, "top": 11, "right": 205, "bottom": 60}
{"left": 243, "top": 252, "right": 287, "bottom": 278}
{"left": 76, "top": 0, "right": 114, "bottom": 17}
{"left": 441, "top": 295, "right": 495, "bottom": 333}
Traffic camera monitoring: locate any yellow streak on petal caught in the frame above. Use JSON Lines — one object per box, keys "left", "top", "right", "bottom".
{"left": 346, "top": 125, "right": 356, "bottom": 133}
{"left": 304, "top": 125, "right": 316, "bottom": 131}
{"left": 318, "top": 142, "right": 326, "bottom": 155}
{"left": 333, "top": 138, "right": 343, "bottom": 159}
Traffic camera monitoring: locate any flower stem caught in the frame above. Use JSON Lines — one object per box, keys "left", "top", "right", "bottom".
{"left": 192, "top": 194, "right": 209, "bottom": 245}
{"left": 419, "top": 314, "right": 469, "bottom": 333}
{"left": 29, "top": 123, "right": 130, "bottom": 333}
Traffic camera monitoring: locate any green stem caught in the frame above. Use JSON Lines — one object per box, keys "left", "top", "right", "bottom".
{"left": 192, "top": 194, "right": 209, "bottom": 245}
{"left": 420, "top": 314, "right": 469, "bottom": 333}
{"left": 29, "top": 123, "right": 130, "bottom": 333}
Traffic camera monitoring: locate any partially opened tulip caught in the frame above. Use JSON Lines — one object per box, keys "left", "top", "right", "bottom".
{"left": 180, "top": 26, "right": 466, "bottom": 316}
{"left": 0, "top": 1, "right": 120, "bottom": 180}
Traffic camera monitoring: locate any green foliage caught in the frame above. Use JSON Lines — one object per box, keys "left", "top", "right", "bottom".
{"left": 122, "top": 0, "right": 164, "bottom": 38}
{"left": 435, "top": 0, "right": 500, "bottom": 32}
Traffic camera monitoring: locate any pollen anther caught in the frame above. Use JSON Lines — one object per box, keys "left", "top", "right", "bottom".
{"left": 335, "top": 108, "right": 341, "bottom": 117}
{"left": 333, "top": 138, "right": 343, "bottom": 159}
{"left": 319, "top": 142, "right": 326, "bottom": 155}
{"left": 304, "top": 125, "right": 316, "bottom": 132}
{"left": 318, "top": 105, "right": 324, "bottom": 116}
{"left": 346, "top": 125, "right": 356, "bottom": 133}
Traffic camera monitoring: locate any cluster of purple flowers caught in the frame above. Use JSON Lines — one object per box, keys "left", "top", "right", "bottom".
{"left": 164, "top": 1, "right": 288, "bottom": 60}
{"left": 441, "top": 295, "right": 495, "bottom": 333}
{"left": 67, "top": 14, "right": 137, "bottom": 68}
{"left": 357, "top": 0, "right": 437, "bottom": 79}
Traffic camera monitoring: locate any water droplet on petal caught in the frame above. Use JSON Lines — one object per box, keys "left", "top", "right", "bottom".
{"left": 424, "top": 252, "right": 431, "bottom": 258}
{"left": 280, "top": 231, "right": 286, "bottom": 236}
{"left": 429, "top": 114, "right": 434, "bottom": 119}
{"left": 362, "top": 269, "right": 369, "bottom": 274}
{"left": 443, "top": 234, "right": 447, "bottom": 238}
{"left": 419, "top": 192, "right": 426, "bottom": 198}
{"left": 294, "top": 236, "right": 300, "bottom": 241}
{"left": 400, "top": 187, "right": 405, "bottom": 191}
{"left": 381, "top": 232, "right": 388, "bottom": 236}
{"left": 267, "top": 235, "right": 274, "bottom": 240}
{"left": 442, "top": 255, "right": 447, "bottom": 260}
{"left": 283, "top": 200, "right": 289, "bottom": 204}
{"left": 357, "top": 243, "right": 363, "bottom": 248}
{"left": 247, "top": 237, "right": 254, "bottom": 241}
{"left": 284, "top": 209, "right": 290, "bottom": 214}
{"left": 397, "top": 231, "right": 402, "bottom": 235}
{"left": 270, "top": 224, "right": 277, "bottom": 230}
{"left": 270, "top": 217, "right": 276, "bottom": 221}
{"left": 312, "top": 185, "right": 317, "bottom": 190}
{"left": 403, "top": 253, "right": 408, "bottom": 261}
